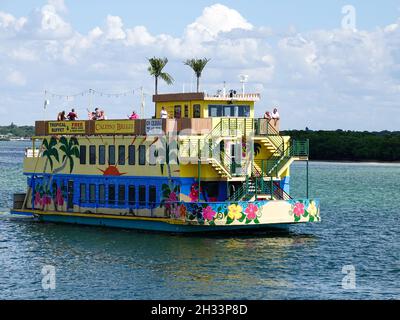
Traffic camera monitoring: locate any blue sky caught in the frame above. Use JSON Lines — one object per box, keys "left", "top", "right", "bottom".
{"left": 1, "top": 0, "right": 400, "bottom": 130}
{"left": 3, "top": 0, "right": 400, "bottom": 34}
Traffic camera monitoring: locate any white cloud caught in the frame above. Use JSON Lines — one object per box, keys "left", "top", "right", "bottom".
{"left": 125, "top": 26, "right": 155, "bottom": 46}
{"left": 105, "top": 15, "right": 126, "bottom": 40}
{"left": 48, "top": 0, "right": 68, "bottom": 14}
{"left": 185, "top": 3, "right": 253, "bottom": 42}
{"left": 20, "top": 3, "right": 72, "bottom": 39}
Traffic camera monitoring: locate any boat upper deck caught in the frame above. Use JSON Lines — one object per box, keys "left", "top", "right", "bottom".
{"left": 34, "top": 118, "right": 280, "bottom": 137}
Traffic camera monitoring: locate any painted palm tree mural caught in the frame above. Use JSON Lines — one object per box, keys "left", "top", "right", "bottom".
{"left": 42, "top": 136, "right": 80, "bottom": 174}
{"left": 42, "top": 137, "right": 59, "bottom": 171}
{"left": 37, "top": 136, "right": 80, "bottom": 211}
{"left": 57, "top": 136, "right": 80, "bottom": 173}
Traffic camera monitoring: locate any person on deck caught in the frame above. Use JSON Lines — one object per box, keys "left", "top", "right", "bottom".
{"left": 57, "top": 111, "right": 66, "bottom": 121}
{"left": 129, "top": 111, "right": 139, "bottom": 119}
{"left": 272, "top": 108, "right": 280, "bottom": 126}
{"left": 67, "top": 108, "right": 78, "bottom": 121}
{"left": 263, "top": 111, "right": 271, "bottom": 121}
{"left": 160, "top": 106, "right": 168, "bottom": 119}
{"left": 98, "top": 110, "right": 107, "bottom": 120}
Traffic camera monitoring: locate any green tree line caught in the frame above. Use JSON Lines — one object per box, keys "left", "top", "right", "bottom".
{"left": 0, "top": 123, "right": 34, "bottom": 137}
{"left": 283, "top": 130, "right": 400, "bottom": 162}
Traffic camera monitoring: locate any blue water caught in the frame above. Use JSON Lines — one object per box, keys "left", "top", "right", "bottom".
{"left": 0, "top": 141, "right": 399, "bottom": 299}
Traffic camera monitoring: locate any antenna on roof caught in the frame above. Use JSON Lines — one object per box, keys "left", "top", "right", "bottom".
{"left": 239, "top": 75, "right": 249, "bottom": 95}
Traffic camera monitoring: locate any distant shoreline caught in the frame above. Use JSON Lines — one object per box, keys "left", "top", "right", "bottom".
{"left": 307, "top": 160, "right": 400, "bottom": 165}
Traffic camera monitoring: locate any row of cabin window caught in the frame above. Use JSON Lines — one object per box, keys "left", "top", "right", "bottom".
{"left": 79, "top": 145, "right": 154, "bottom": 166}
{"left": 79, "top": 183, "right": 157, "bottom": 206}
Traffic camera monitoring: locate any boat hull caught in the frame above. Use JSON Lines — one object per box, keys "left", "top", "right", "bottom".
{"left": 10, "top": 209, "right": 292, "bottom": 233}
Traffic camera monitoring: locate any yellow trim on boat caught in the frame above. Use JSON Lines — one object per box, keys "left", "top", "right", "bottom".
{"left": 12, "top": 209, "right": 187, "bottom": 225}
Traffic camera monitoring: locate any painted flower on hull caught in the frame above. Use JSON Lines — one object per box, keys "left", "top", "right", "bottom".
{"left": 245, "top": 203, "right": 258, "bottom": 220}
{"left": 168, "top": 192, "right": 178, "bottom": 202}
{"left": 228, "top": 204, "right": 243, "bottom": 220}
{"left": 179, "top": 204, "right": 187, "bottom": 219}
{"left": 202, "top": 206, "right": 216, "bottom": 221}
{"left": 293, "top": 202, "right": 305, "bottom": 217}
{"left": 55, "top": 188, "right": 64, "bottom": 206}
{"left": 307, "top": 201, "right": 318, "bottom": 217}
{"left": 34, "top": 192, "right": 42, "bottom": 206}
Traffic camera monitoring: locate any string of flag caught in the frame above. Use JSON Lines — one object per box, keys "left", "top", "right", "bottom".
{"left": 44, "top": 88, "right": 135, "bottom": 100}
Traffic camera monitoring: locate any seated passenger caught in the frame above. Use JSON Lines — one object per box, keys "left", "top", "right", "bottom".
{"left": 67, "top": 108, "right": 78, "bottom": 121}
{"left": 98, "top": 110, "right": 107, "bottom": 120}
{"left": 57, "top": 111, "right": 66, "bottom": 121}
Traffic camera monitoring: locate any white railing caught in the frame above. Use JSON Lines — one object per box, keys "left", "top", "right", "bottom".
{"left": 204, "top": 93, "right": 260, "bottom": 101}
{"left": 25, "top": 148, "right": 40, "bottom": 158}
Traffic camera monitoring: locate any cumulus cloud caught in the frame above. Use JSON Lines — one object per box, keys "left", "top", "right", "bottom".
{"left": 184, "top": 3, "right": 253, "bottom": 42}
{"left": 0, "top": 2, "right": 399, "bottom": 130}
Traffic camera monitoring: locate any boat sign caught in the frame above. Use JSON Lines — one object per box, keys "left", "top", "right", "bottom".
{"left": 48, "top": 121, "right": 86, "bottom": 134}
{"left": 94, "top": 120, "right": 135, "bottom": 134}
{"left": 146, "top": 119, "right": 163, "bottom": 135}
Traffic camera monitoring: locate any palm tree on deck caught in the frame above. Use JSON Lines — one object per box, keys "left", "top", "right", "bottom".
{"left": 147, "top": 57, "right": 174, "bottom": 95}
{"left": 184, "top": 58, "right": 210, "bottom": 92}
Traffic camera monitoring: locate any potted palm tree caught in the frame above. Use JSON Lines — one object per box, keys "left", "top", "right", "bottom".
{"left": 184, "top": 58, "right": 210, "bottom": 93}
{"left": 147, "top": 57, "right": 174, "bottom": 95}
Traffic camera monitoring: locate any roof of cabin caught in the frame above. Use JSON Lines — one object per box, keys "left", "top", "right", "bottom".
{"left": 153, "top": 92, "right": 260, "bottom": 102}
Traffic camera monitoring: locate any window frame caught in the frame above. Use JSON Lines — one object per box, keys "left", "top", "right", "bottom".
{"left": 139, "top": 145, "right": 146, "bottom": 165}
{"left": 99, "top": 145, "right": 105, "bottom": 165}
{"left": 79, "top": 145, "right": 87, "bottom": 165}
{"left": 89, "top": 145, "right": 96, "bottom": 165}
{"left": 108, "top": 145, "right": 116, "bottom": 165}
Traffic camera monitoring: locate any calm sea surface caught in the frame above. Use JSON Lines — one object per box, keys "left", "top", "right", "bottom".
{"left": 0, "top": 141, "right": 399, "bottom": 300}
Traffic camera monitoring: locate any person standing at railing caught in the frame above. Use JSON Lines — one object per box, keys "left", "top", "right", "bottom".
{"left": 272, "top": 108, "right": 280, "bottom": 126}
{"left": 160, "top": 106, "right": 168, "bottom": 119}
{"left": 128, "top": 111, "right": 139, "bottom": 119}
{"left": 263, "top": 111, "right": 271, "bottom": 120}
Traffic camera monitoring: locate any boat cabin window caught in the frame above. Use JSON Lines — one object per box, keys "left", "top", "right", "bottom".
{"left": 89, "top": 145, "right": 96, "bottom": 165}
{"left": 99, "top": 145, "right": 105, "bottom": 165}
{"left": 149, "top": 145, "right": 157, "bottom": 166}
{"left": 128, "top": 145, "right": 135, "bottom": 165}
{"left": 108, "top": 184, "right": 116, "bottom": 205}
{"left": 149, "top": 186, "right": 156, "bottom": 205}
{"left": 99, "top": 184, "right": 105, "bottom": 204}
{"left": 80, "top": 184, "right": 86, "bottom": 203}
{"left": 118, "top": 145, "right": 125, "bottom": 165}
{"left": 89, "top": 184, "right": 96, "bottom": 203}
{"left": 174, "top": 105, "right": 181, "bottom": 119}
{"left": 80, "top": 146, "right": 86, "bottom": 165}
{"left": 139, "top": 145, "right": 146, "bottom": 165}
{"left": 193, "top": 104, "right": 201, "bottom": 118}
{"left": 108, "top": 146, "right": 115, "bottom": 165}
{"left": 118, "top": 185, "right": 125, "bottom": 205}
{"left": 139, "top": 185, "right": 146, "bottom": 206}
{"left": 208, "top": 105, "right": 250, "bottom": 117}
{"left": 128, "top": 185, "right": 136, "bottom": 205}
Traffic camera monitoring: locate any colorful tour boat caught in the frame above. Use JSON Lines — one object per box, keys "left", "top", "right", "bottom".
{"left": 11, "top": 91, "right": 320, "bottom": 233}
